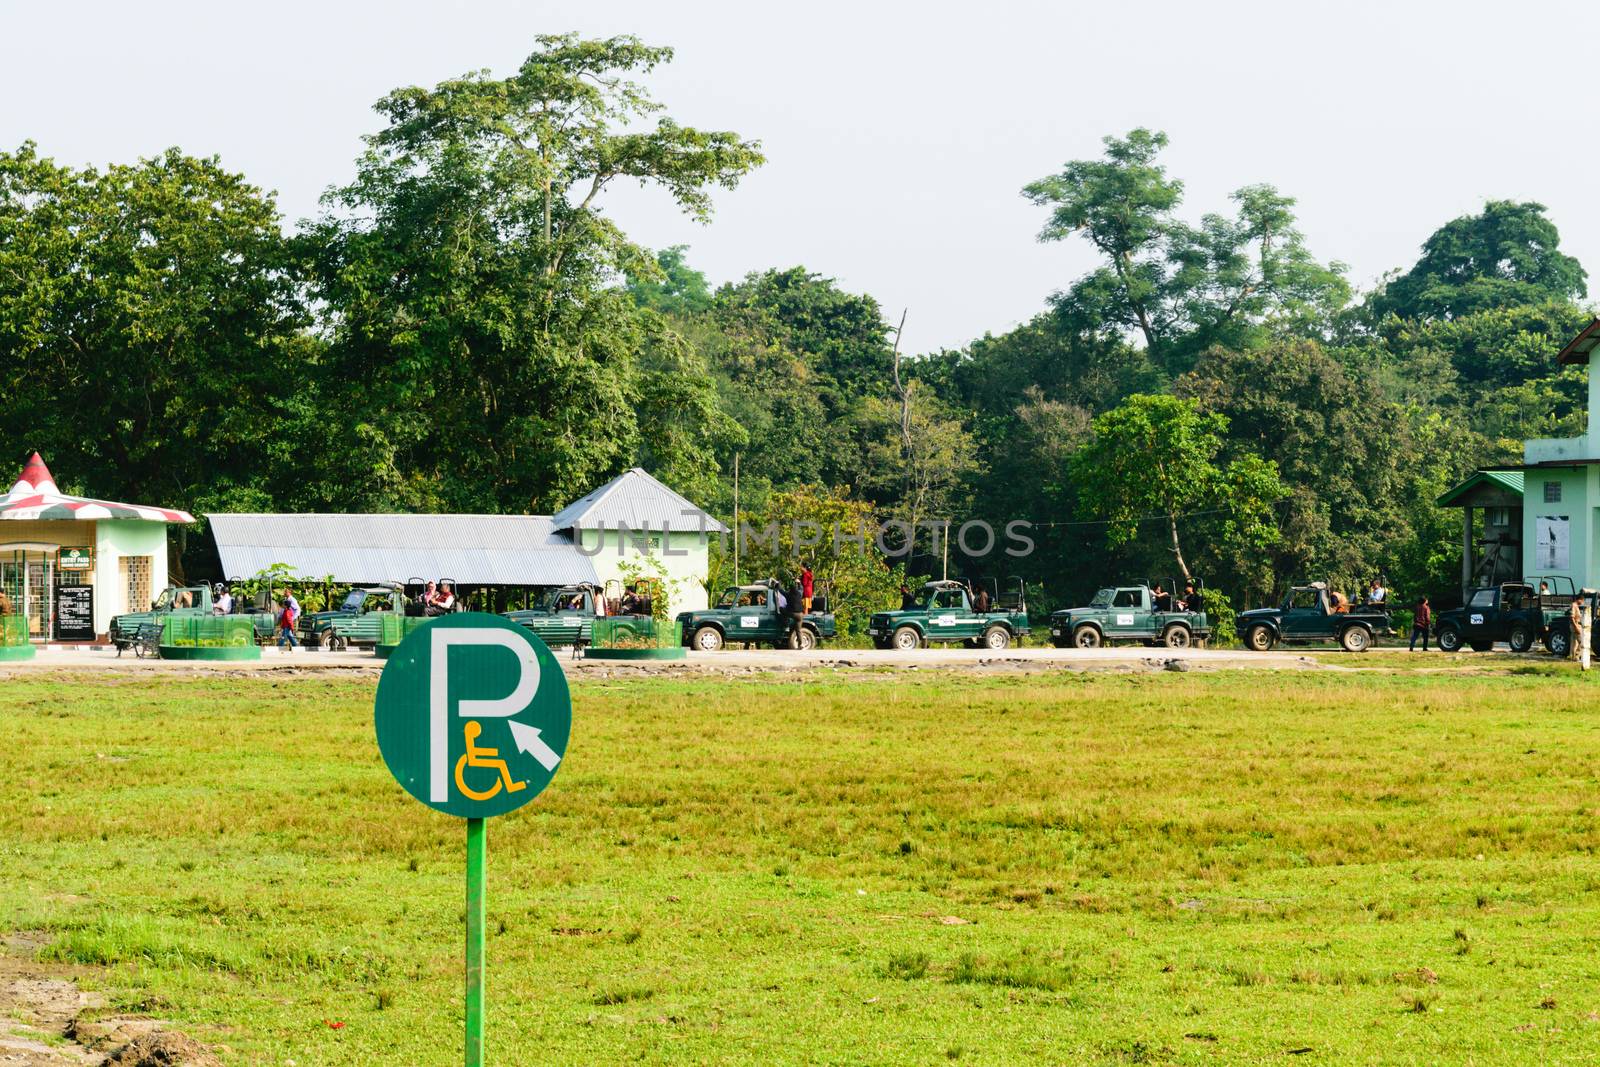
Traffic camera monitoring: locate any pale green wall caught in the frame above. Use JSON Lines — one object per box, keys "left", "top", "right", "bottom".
{"left": 93, "top": 521, "right": 170, "bottom": 635}
{"left": 1523, "top": 467, "right": 1591, "bottom": 591}
{"left": 573, "top": 529, "right": 710, "bottom": 615}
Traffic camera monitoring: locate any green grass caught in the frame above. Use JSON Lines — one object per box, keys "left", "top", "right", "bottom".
{"left": 4, "top": 666, "right": 1600, "bottom": 1063}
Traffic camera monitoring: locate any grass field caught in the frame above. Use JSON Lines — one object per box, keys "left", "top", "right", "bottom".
{"left": 4, "top": 662, "right": 1600, "bottom": 1064}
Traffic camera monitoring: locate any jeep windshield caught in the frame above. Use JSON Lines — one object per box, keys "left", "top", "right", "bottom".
{"left": 339, "top": 590, "right": 368, "bottom": 612}
{"left": 152, "top": 588, "right": 197, "bottom": 611}
{"left": 538, "top": 588, "right": 589, "bottom": 612}
{"left": 1088, "top": 589, "right": 1116, "bottom": 608}
{"left": 716, "top": 587, "right": 771, "bottom": 609}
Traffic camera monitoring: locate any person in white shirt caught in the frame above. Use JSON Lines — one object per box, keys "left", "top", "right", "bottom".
{"left": 214, "top": 587, "right": 234, "bottom": 615}
{"left": 1367, "top": 579, "right": 1387, "bottom": 605}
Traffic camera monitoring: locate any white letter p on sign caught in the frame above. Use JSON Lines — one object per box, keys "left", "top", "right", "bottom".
{"left": 430, "top": 628, "right": 541, "bottom": 802}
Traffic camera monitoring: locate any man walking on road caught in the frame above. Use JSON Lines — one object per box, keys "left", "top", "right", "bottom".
{"left": 1409, "top": 596, "right": 1431, "bottom": 652}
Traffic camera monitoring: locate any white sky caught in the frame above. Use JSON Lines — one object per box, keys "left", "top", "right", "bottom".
{"left": 4, "top": 0, "right": 1598, "bottom": 354}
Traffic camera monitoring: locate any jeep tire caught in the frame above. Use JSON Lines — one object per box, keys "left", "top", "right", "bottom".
{"left": 891, "top": 626, "right": 922, "bottom": 651}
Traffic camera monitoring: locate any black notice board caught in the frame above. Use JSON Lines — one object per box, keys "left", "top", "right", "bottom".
{"left": 55, "top": 585, "right": 94, "bottom": 641}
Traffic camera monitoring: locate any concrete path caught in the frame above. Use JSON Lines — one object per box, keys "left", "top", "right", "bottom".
{"left": 0, "top": 644, "right": 1326, "bottom": 676}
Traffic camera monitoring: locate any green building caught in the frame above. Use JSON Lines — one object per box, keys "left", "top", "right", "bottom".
{"left": 1441, "top": 318, "right": 1600, "bottom": 596}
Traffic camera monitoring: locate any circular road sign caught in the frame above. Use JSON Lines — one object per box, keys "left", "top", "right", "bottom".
{"left": 374, "top": 613, "right": 571, "bottom": 818}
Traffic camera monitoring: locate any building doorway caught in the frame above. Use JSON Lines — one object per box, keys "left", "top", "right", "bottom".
{"left": 0, "top": 544, "right": 59, "bottom": 640}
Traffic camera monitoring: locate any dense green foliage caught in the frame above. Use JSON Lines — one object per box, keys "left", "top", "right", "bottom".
{"left": 0, "top": 38, "right": 1592, "bottom": 609}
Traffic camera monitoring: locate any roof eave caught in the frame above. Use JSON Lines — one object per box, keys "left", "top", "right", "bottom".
{"left": 1556, "top": 317, "right": 1600, "bottom": 366}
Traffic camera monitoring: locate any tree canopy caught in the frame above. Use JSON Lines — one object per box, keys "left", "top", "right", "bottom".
{"left": 0, "top": 55, "right": 1592, "bottom": 616}
{"left": 1370, "top": 200, "right": 1586, "bottom": 322}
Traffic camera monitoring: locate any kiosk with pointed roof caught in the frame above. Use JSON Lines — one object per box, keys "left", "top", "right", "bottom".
{"left": 0, "top": 453, "right": 194, "bottom": 642}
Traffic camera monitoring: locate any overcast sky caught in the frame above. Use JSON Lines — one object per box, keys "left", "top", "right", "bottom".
{"left": 5, "top": 0, "right": 1598, "bottom": 353}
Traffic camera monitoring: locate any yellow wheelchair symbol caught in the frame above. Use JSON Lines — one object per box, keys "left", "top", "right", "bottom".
{"left": 453, "top": 720, "right": 527, "bottom": 802}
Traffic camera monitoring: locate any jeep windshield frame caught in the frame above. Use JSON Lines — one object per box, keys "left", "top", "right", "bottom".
{"left": 1088, "top": 588, "right": 1116, "bottom": 608}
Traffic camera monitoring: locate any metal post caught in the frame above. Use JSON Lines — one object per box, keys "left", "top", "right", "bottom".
{"left": 733, "top": 452, "right": 740, "bottom": 585}
{"left": 1461, "top": 506, "right": 1474, "bottom": 596}
{"left": 465, "top": 817, "right": 486, "bottom": 1067}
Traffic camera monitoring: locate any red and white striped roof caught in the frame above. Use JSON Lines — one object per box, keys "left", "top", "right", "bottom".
{"left": 0, "top": 453, "right": 194, "bottom": 523}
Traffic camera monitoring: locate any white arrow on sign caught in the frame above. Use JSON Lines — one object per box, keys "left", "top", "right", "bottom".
{"left": 508, "top": 719, "right": 563, "bottom": 772}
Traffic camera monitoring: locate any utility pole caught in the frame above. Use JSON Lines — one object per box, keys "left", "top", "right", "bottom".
{"left": 733, "top": 452, "right": 740, "bottom": 585}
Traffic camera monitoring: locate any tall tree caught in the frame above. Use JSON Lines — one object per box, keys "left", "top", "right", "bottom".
{"left": 0, "top": 142, "right": 308, "bottom": 514}
{"left": 1178, "top": 339, "right": 1419, "bottom": 592}
{"left": 1072, "top": 394, "right": 1283, "bottom": 581}
{"left": 1024, "top": 129, "right": 1347, "bottom": 375}
{"left": 307, "top": 35, "right": 763, "bottom": 512}
{"left": 1371, "top": 200, "right": 1586, "bottom": 322}
{"left": 697, "top": 266, "right": 894, "bottom": 492}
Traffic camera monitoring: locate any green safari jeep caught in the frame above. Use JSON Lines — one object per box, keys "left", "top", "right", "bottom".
{"left": 111, "top": 585, "right": 274, "bottom": 653}
{"left": 301, "top": 585, "right": 405, "bottom": 650}
{"left": 1049, "top": 584, "right": 1209, "bottom": 649}
{"left": 503, "top": 584, "right": 608, "bottom": 647}
{"left": 867, "top": 579, "right": 1030, "bottom": 650}
{"left": 676, "top": 582, "right": 838, "bottom": 651}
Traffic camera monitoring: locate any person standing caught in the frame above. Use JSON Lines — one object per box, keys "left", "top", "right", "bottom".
{"left": 973, "top": 584, "right": 991, "bottom": 614}
{"left": 276, "top": 596, "right": 299, "bottom": 650}
{"left": 1410, "top": 596, "right": 1431, "bottom": 652}
{"left": 786, "top": 577, "right": 805, "bottom": 647}
{"left": 1568, "top": 596, "right": 1584, "bottom": 662}
{"left": 800, "top": 563, "right": 814, "bottom": 614}
{"left": 1579, "top": 593, "right": 1593, "bottom": 671}
{"left": 899, "top": 583, "right": 915, "bottom": 610}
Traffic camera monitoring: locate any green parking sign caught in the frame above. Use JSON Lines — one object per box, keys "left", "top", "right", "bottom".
{"left": 373, "top": 612, "right": 572, "bottom": 1066}
{"left": 375, "top": 613, "right": 570, "bottom": 818}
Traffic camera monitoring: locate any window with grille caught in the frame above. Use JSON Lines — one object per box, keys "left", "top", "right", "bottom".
{"left": 120, "top": 556, "right": 152, "bottom": 615}
{"left": 1545, "top": 481, "right": 1562, "bottom": 503}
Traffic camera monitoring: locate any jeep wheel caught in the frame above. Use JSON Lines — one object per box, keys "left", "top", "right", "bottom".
{"left": 1548, "top": 627, "right": 1571, "bottom": 657}
{"left": 1339, "top": 626, "right": 1372, "bottom": 653}
{"left": 1509, "top": 625, "right": 1535, "bottom": 653}
{"left": 692, "top": 625, "right": 724, "bottom": 652}
{"left": 1245, "top": 625, "right": 1275, "bottom": 652}
{"left": 790, "top": 626, "right": 817, "bottom": 651}
{"left": 1162, "top": 625, "right": 1191, "bottom": 649}
{"left": 891, "top": 626, "right": 922, "bottom": 651}
{"left": 982, "top": 625, "right": 1011, "bottom": 650}
{"left": 1072, "top": 625, "right": 1101, "bottom": 649}
{"left": 1436, "top": 625, "right": 1462, "bottom": 653}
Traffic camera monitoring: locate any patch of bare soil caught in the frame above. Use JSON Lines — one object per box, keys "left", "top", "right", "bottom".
{"left": 0, "top": 934, "right": 217, "bottom": 1067}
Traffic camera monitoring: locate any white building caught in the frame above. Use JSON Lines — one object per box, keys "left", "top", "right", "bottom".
{"left": 206, "top": 467, "right": 724, "bottom": 617}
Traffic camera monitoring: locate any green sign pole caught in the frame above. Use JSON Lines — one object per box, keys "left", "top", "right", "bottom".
{"left": 373, "top": 614, "right": 572, "bottom": 1067}
{"left": 465, "top": 816, "right": 486, "bottom": 1067}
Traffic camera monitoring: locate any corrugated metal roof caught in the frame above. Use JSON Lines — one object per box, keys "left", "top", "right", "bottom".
{"left": 550, "top": 468, "right": 728, "bottom": 533}
{"left": 1436, "top": 470, "right": 1526, "bottom": 507}
{"left": 205, "top": 513, "right": 599, "bottom": 586}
